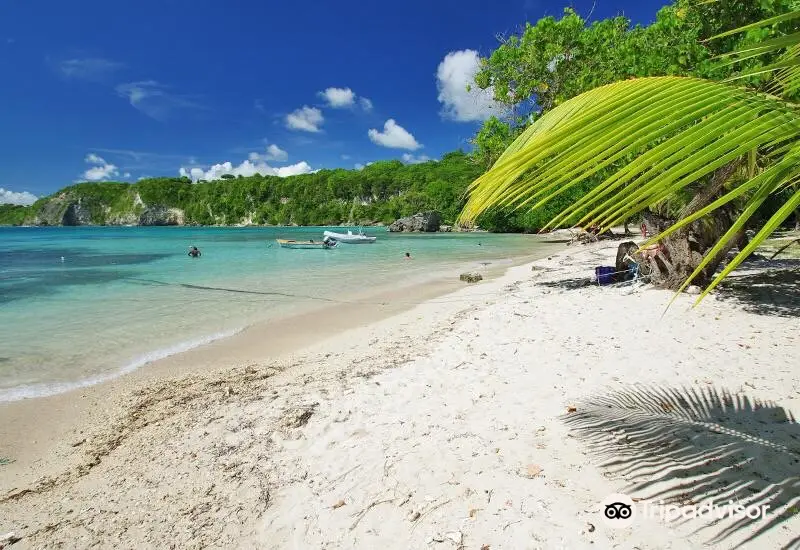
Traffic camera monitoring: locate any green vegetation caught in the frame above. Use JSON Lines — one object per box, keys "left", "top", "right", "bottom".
{"left": 0, "top": 153, "right": 471, "bottom": 227}
{"left": 1, "top": 150, "right": 600, "bottom": 230}
{"left": 470, "top": 0, "right": 795, "bottom": 169}
{"left": 0, "top": 205, "right": 29, "bottom": 225}
{"left": 461, "top": 2, "right": 800, "bottom": 300}
{"left": 466, "top": 0, "right": 796, "bottom": 231}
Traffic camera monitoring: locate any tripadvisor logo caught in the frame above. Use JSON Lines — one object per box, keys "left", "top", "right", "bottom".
{"left": 601, "top": 493, "right": 635, "bottom": 528}
{"left": 600, "top": 493, "right": 771, "bottom": 529}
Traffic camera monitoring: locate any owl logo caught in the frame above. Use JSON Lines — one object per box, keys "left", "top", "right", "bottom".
{"left": 604, "top": 501, "right": 633, "bottom": 520}
{"left": 600, "top": 493, "right": 636, "bottom": 528}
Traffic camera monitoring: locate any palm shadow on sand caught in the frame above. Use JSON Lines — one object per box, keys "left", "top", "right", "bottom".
{"left": 715, "top": 262, "right": 800, "bottom": 317}
{"left": 562, "top": 385, "right": 800, "bottom": 548}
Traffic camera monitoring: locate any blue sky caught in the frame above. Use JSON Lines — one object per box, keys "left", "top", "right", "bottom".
{"left": 0, "top": 0, "right": 664, "bottom": 204}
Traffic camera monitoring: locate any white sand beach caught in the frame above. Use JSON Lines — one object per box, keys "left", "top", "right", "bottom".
{"left": 1, "top": 239, "right": 798, "bottom": 549}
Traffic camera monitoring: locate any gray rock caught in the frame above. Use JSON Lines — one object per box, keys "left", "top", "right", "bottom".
{"left": 107, "top": 212, "right": 139, "bottom": 226}
{"left": 686, "top": 285, "right": 702, "bottom": 295}
{"left": 33, "top": 198, "right": 92, "bottom": 226}
{"left": 460, "top": 272, "right": 483, "bottom": 283}
{"left": 138, "top": 206, "right": 185, "bottom": 226}
{"left": 439, "top": 224, "right": 452, "bottom": 232}
{"left": 62, "top": 202, "right": 93, "bottom": 226}
{"left": 32, "top": 197, "right": 66, "bottom": 226}
{"left": 387, "top": 211, "right": 441, "bottom": 232}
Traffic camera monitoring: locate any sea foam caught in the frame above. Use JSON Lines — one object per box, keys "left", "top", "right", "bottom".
{"left": 0, "top": 328, "right": 242, "bottom": 403}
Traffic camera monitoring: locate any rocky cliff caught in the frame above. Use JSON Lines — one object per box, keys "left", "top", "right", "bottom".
{"left": 138, "top": 206, "right": 185, "bottom": 226}
{"left": 27, "top": 189, "right": 186, "bottom": 227}
{"left": 387, "top": 211, "right": 442, "bottom": 232}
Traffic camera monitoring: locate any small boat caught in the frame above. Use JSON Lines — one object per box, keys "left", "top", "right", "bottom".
{"left": 276, "top": 238, "right": 337, "bottom": 249}
{"left": 323, "top": 229, "right": 377, "bottom": 244}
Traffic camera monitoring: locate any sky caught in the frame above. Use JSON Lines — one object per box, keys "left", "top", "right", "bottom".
{"left": 0, "top": 0, "right": 665, "bottom": 204}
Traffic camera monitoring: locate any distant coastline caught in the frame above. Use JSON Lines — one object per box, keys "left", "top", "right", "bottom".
{"left": 0, "top": 150, "right": 569, "bottom": 233}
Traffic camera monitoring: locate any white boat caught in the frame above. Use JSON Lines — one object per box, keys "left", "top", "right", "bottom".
{"left": 323, "top": 229, "right": 377, "bottom": 244}
{"left": 276, "top": 238, "right": 337, "bottom": 249}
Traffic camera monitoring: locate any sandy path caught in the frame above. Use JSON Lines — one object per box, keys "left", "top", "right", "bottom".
{"left": 1, "top": 240, "right": 798, "bottom": 549}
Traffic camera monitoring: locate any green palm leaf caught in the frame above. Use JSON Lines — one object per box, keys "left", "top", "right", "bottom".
{"left": 710, "top": 10, "right": 800, "bottom": 40}
{"left": 712, "top": 10, "right": 800, "bottom": 97}
{"left": 459, "top": 76, "right": 800, "bottom": 298}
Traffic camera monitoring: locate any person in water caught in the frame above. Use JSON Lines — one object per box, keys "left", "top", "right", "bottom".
{"left": 404, "top": 252, "right": 412, "bottom": 259}
{"left": 188, "top": 246, "right": 201, "bottom": 258}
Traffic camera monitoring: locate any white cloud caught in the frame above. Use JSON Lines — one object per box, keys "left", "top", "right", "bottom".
{"left": 115, "top": 81, "right": 201, "bottom": 121}
{"left": 179, "top": 167, "right": 205, "bottom": 181}
{"left": 354, "top": 162, "right": 373, "bottom": 171}
{"left": 267, "top": 144, "right": 287, "bottom": 161}
{"left": 0, "top": 187, "right": 37, "bottom": 205}
{"left": 368, "top": 119, "right": 422, "bottom": 150}
{"left": 319, "top": 87, "right": 355, "bottom": 108}
{"left": 123, "top": 172, "right": 131, "bottom": 178}
{"left": 341, "top": 154, "right": 351, "bottom": 160}
{"left": 85, "top": 153, "right": 105, "bottom": 164}
{"left": 436, "top": 49, "right": 504, "bottom": 122}
{"left": 257, "top": 143, "right": 289, "bottom": 162}
{"left": 180, "top": 159, "right": 314, "bottom": 181}
{"left": 401, "top": 153, "right": 432, "bottom": 164}
{"left": 285, "top": 106, "right": 324, "bottom": 132}
{"left": 83, "top": 165, "right": 119, "bottom": 181}
{"left": 275, "top": 162, "right": 314, "bottom": 177}
{"left": 318, "top": 87, "right": 373, "bottom": 111}
{"left": 82, "top": 153, "right": 119, "bottom": 181}
{"left": 249, "top": 144, "right": 288, "bottom": 162}
{"left": 58, "top": 58, "right": 122, "bottom": 81}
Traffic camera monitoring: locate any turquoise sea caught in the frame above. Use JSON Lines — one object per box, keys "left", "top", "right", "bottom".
{"left": 0, "top": 226, "right": 555, "bottom": 401}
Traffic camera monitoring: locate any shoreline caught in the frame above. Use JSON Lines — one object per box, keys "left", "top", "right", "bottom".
{"left": 0, "top": 246, "right": 557, "bottom": 492}
{"left": 2, "top": 238, "right": 796, "bottom": 548}
{"left": 0, "top": 247, "right": 550, "bottom": 403}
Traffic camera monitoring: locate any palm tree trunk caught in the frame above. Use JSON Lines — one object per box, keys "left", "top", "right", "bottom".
{"left": 646, "top": 161, "right": 742, "bottom": 290}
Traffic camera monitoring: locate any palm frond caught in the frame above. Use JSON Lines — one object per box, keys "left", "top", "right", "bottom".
{"left": 709, "top": 10, "right": 800, "bottom": 40}
{"left": 713, "top": 10, "right": 800, "bottom": 97}
{"left": 459, "top": 76, "right": 800, "bottom": 295}
{"left": 563, "top": 384, "right": 800, "bottom": 547}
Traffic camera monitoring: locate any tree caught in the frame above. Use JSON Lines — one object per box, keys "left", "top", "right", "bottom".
{"left": 473, "top": 1, "right": 794, "bottom": 115}
{"left": 471, "top": 116, "right": 518, "bottom": 170}
{"left": 460, "top": 9, "right": 800, "bottom": 303}
{"left": 1, "top": 152, "right": 506, "bottom": 229}
{"left": 468, "top": 2, "right": 735, "bottom": 230}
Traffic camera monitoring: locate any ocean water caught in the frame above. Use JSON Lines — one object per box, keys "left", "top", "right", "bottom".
{"left": 0, "top": 226, "right": 556, "bottom": 401}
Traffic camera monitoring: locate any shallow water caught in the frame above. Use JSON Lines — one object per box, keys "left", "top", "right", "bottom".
{"left": 0, "top": 226, "right": 554, "bottom": 400}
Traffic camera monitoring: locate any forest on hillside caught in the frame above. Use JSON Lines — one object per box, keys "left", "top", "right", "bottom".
{"left": 0, "top": 151, "right": 591, "bottom": 231}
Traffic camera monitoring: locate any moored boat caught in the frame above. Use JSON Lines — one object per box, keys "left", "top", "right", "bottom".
{"left": 322, "top": 229, "right": 377, "bottom": 244}
{"left": 276, "top": 238, "right": 337, "bottom": 249}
